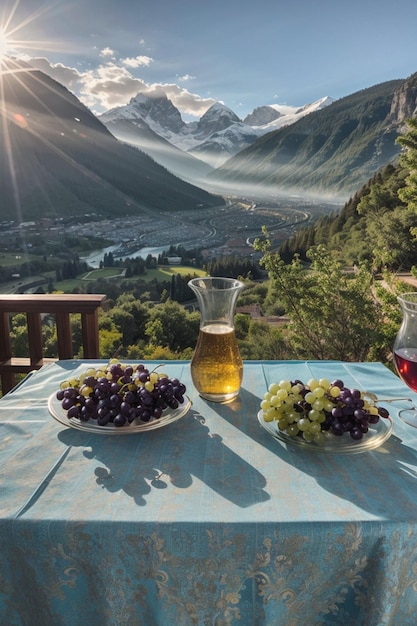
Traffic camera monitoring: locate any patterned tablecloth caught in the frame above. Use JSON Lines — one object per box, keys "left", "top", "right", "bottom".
{"left": 1, "top": 359, "right": 417, "bottom": 626}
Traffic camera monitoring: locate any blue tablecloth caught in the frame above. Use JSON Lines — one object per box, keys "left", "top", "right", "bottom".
{"left": 1, "top": 360, "right": 417, "bottom": 625}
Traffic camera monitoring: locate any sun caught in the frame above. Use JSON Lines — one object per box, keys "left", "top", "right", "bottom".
{"left": 0, "top": 1, "right": 64, "bottom": 69}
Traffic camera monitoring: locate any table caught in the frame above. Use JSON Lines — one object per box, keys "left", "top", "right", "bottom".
{"left": 1, "top": 360, "right": 417, "bottom": 626}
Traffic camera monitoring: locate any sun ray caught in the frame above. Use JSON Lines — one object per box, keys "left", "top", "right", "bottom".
{"left": 0, "top": 0, "right": 20, "bottom": 33}
{"left": 0, "top": 0, "right": 84, "bottom": 229}
{"left": 0, "top": 30, "right": 10, "bottom": 61}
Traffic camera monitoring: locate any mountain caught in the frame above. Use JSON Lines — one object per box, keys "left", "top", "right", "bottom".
{"left": 99, "top": 93, "right": 213, "bottom": 183}
{"left": 0, "top": 59, "right": 223, "bottom": 222}
{"left": 243, "top": 106, "right": 282, "bottom": 126}
{"left": 99, "top": 94, "right": 334, "bottom": 176}
{"left": 187, "top": 105, "right": 265, "bottom": 169}
{"left": 208, "top": 80, "right": 412, "bottom": 200}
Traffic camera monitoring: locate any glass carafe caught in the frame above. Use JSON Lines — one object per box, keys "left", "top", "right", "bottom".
{"left": 188, "top": 277, "right": 244, "bottom": 403}
{"left": 393, "top": 292, "right": 417, "bottom": 426}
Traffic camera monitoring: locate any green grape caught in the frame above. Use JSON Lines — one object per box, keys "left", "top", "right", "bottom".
{"left": 278, "top": 418, "right": 289, "bottom": 431}
{"left": 260, "top": 375, "right": 389, "bottom": 446}
{"left": 314, "top": 432, "right": 326, "bottom": 445}
{"left": 287, "top": 423, "right": 300, "bottom": 437}
{"left": 298, "top": 417, "right": 310, "bottom": 431}
{"left": 302, "top": 431, "right": 315, "bottom": 442}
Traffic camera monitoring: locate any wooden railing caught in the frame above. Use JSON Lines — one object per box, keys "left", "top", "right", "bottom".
{"left": 0, "top": 294, "right": 106, "bottom": 394}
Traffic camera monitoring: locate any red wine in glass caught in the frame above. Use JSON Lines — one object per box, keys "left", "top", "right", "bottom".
{"left": 393, "top": 293, "right": 417, "bottom": 426}
{"left": 394, "top": 348, "right": 417, "bottom": 393}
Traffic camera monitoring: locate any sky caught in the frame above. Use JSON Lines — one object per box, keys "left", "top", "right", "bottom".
{"left": 1, "top": 0, "right": 417, "bottom": 120}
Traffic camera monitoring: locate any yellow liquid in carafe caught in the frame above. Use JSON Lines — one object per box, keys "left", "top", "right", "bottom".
{"left": 190, "top": 324, "right": 243, "bottom": 402}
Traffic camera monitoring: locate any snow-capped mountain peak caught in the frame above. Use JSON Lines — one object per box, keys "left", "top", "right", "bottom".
{"left": 243, "top": 105, "right": 282, "bottom": 126}
{"left": 101, "top": 91, "right": 185, "bottom": 134}
{"left": 99, "top": 90, "right": 334, "bottom": 174}
{"left": 262, "top": 96, "right": 335, "bottom": 130}
{"left": 194, "top": 102, "right": 241, "bottom": 140}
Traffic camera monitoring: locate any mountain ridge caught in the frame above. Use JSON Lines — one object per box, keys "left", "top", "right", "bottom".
{"left": 0, "top": 58, "right": 223, "bottom": 222}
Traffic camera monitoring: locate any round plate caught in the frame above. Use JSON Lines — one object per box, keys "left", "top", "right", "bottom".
{"left": 49, "top": 393, "right": 191, "bottom": 435}
{"left": 257, "top": 410, "right": 393, "bottom": 453}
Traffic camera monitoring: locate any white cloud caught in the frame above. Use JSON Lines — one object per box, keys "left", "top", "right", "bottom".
{"left": 121, "top": 55, "right": 153, "bottom": 68}
{"left": 100, "top": 47, "right": 115, "bottom": 58}
{"left": 25, "top": 55, "right": 215, "bottom": 117}
{"left": 178, "top": 74, "right": 195, "bottom": 82}
{"left": 156, "top": 84, "right": 216, "bottom": 117}
{"left": 79, "top": 62, "right": 147, "bottom": 109}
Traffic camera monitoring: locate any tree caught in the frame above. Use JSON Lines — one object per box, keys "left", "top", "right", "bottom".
{"left": 256, "top": 237, "right": 388, "bottom": 362}
{"left": 109, "top": 307, "right": 137, "bottom": 346}
{"left": 397, "top": 117, "right": 417, "bottom": 213}
{"left": 238, "top": 321, "right": 287, "bottom": 360}
{"left": 145, "top": 300, "right": 199, "bottom": 352}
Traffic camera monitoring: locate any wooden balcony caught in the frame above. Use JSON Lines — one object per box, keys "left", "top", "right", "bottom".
{"left": 0, "top": 294, "right": 106, "bottom": 394}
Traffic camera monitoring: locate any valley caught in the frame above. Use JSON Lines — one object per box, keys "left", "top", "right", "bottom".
{"left": 64, "top": 196, "right": 334, "bottom": 265}
{"left": 0, "top": 194, "right": 339, "bottom": 293}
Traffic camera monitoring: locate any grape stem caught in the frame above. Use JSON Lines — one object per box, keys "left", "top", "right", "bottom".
{"left": 366, "top": 394, "right": 413, "bottom": 403}
{"left": 151, "top": 363, "right": 166, "bottom": 373}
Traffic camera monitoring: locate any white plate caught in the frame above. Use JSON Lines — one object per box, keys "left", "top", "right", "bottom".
{"left": 49, "top": 393, "right": 191, "bottom": 435}
{"left": 257, "top": 409, "right": 393, "bottom": 453}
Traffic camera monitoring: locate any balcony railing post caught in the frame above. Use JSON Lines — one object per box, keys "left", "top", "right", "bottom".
{"left": 55, "top": 312, "right": 74, "bottom": 360}
{"left": 26, "top": 312, "right": 44, "bottom": 367}
{"left": 81, "top": 310, "right": 100, "bottom": 359}
{"left": 0, "top": 312, "right": 14, "bottom": 394}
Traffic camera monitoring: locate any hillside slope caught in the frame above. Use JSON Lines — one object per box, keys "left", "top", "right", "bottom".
{"left": 208, "top": 79, "right": 409, "bottom": 200}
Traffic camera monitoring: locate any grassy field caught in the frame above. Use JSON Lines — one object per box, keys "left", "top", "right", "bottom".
{"left": 53, "top": 265, "right": 206, "bottom": 292}
{"left": 83, "top": 268, "right": 126, "bottom": 280}
{"left": 143, "top": 266, "right": 206, "bottom": 282}
{"left": 0, "top": 252, "right": 37, "bottom": 267}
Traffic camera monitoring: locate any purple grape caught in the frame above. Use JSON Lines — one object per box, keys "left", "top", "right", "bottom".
{"left": 120, "top": 401, "right": 131, "bottom": 416}
{"left": 141, "top": 409, "right": 151, "bottom": 422}
{"left": 67, "top": 405, "right": 80, "bottom": 419}
{"left": 378, "top": 407, "right": 389, "bottom": 419}
{"left": 62, "top": 397, "right": 75, "bottom": 410}
{"left": 97, "top": 413, "right": 111, "bottom": 426}
{"left": 110, "top": 382, "right": 120, "bottom": 394}
{"left": 80, "top": 406, "right": 91, "bottom": 422}
{"left": 109, "top": 394, "right": 120, "bottom": 408}
{"left": 331, "top": 422, "right": 344, "bottom": 436}
{"left": 113, "top": 414, "right": 127, "bottom": 427}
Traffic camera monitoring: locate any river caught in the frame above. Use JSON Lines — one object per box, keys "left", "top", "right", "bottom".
{"left": 81, "top": 245, "right": 170, "bottom": 268}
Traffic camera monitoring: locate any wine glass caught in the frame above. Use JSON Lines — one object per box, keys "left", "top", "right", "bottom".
{"left": 393, "top": 292, "right": 417, "bottom": 426}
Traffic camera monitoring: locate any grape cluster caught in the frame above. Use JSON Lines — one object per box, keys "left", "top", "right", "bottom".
{"left": 56, "top": 360, "right": 187, "bottom": 427}
{"left": 260, "top": 377, "right": 389, "bottom": 445}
